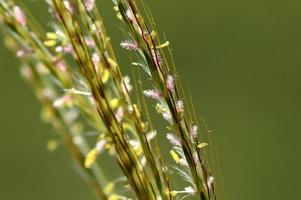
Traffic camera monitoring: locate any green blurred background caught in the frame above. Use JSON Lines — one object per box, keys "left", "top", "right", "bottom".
{"left": 1, "top": 0, "right": 301, "bottom": 199}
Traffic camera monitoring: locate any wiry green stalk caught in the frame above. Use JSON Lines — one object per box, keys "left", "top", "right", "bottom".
{"left": 50, "top": 0, "right": 172, "bottom": 199}
{"left": 114, "top": 0, "right": 215, "bottom": 199}
{"left": 0, "top": 0, "right": 218, "bottom": 200}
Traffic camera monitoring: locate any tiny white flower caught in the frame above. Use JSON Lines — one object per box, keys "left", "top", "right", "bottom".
{"left": 36, "top": 63, "right": 49, "bottom": 75}
{"left": 151, "top": 50, "right": 162, "bottom": 68}
{"left": 63, "top": 0, "right": 73, "bottom": 13}
{"left": 64, "top": 110, "right": 78, "bottom": 123}
{"left": 115, "top": 107, "right": 124, "bottom": 122}
{"left": 176, "top": 100, "right": 184, "bottom": 113}
{"left": 193, "top": 151, "right": 201, "bottom": 167}
{"left": 184, "top": 186, "right": 196, "bottom": 194}
{"left": 121, "top": 76, "right": 132, "bottom": 94}
{"left": 55, "top": 46, "right": 63, "bottom": 53}
{"left": 166, "top": 75, "right": 175, "bottom": 92}
{"left": 190, "top": 124, "right": 198, "bottom": 142}
{"left": 85, "top": 37, "right": 95, "bottom": 47}
{"left": 54, "top": 59, "right": 67, "bottom": 72}
{"left": 20, "top": 65, "right": 32, "bottom": 80}
{"left": 120, "top": 40, "right": 139, "bottom": 50}
{"left": 128, "top": 104, "right": 134, "bottom": 114}
{"left": 207, "top": 176, "right": 214, "bottom": 188}
{"left": 179, "top": 158, "right": 188, "bottom": 166}
{"left": 126, "top": 9, "right": 136, "bottom": 23}
{"left": 146, "top": 130, "right": 157, "bottom": 141}
{"left": 73, "top": 135, "right": 83, "bottom": 146}
{"left": 92, "top": 52, "right": 100, "bottom": 71}
{"left": 140, "top": 156, "right": 147, "bottom": 167}
{"left": 53, "top": 95, "right": 71, "bottom": 108}
{"left": 91, "top": 24, "right": 97, "bottom": 32}
{"left": 162, "top": 111, "right": 173, "bottom": 124}
{"left": 96, "top": 139, "right": 107, "bottom": 153}
{"left": 42, "top": 88, "right": 55, "bottom": 99}
{"left": 16, "top": 50, "right": 25, "bottom": 57}
{"left": 89, "top": 96, "right": 96, "bottom": 105}
{"left": 63, "top": 88, "right": 91, "bottom": 96}
{"left": 166, "top": 133, "right": 181, "bottom": 146}
{"left": 16, "top": 49, "right": 32, "bottom": 57}
{"left": 143, "top": 89, "right": 161, "bottom": 99}
{"left": 85, "top": 0, "right": 95, "bottom": 12}
{"left": 129, "top": 140, "right": 140, "bottom": 149}
{"left": 56, "top": 45, "right": 73, "bottom": 53}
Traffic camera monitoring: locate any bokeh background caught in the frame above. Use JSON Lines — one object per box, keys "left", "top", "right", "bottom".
{"left": 1, "top": 0, "right": 301, "bottom": 199}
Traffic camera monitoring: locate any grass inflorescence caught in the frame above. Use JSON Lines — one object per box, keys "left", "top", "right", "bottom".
{"left": 0, "top": 0, "right": 218, "bottom": 199}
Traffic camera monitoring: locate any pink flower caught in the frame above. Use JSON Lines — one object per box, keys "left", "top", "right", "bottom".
{"left": 13, "top": 6, "right": 26, "bottom": 26}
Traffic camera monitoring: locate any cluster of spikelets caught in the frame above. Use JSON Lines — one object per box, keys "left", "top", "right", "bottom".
{"left": 0, "top": 0, "right": 216, "bottom": 199}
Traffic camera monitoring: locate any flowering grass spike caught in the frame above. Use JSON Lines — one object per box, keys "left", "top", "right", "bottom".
{"left": 0, "top": 0, "right": 218, "bottom": 199}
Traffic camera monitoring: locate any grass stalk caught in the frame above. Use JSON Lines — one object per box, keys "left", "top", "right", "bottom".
{"left": 0, "top": 0, "right": 218, "bottom": 199}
